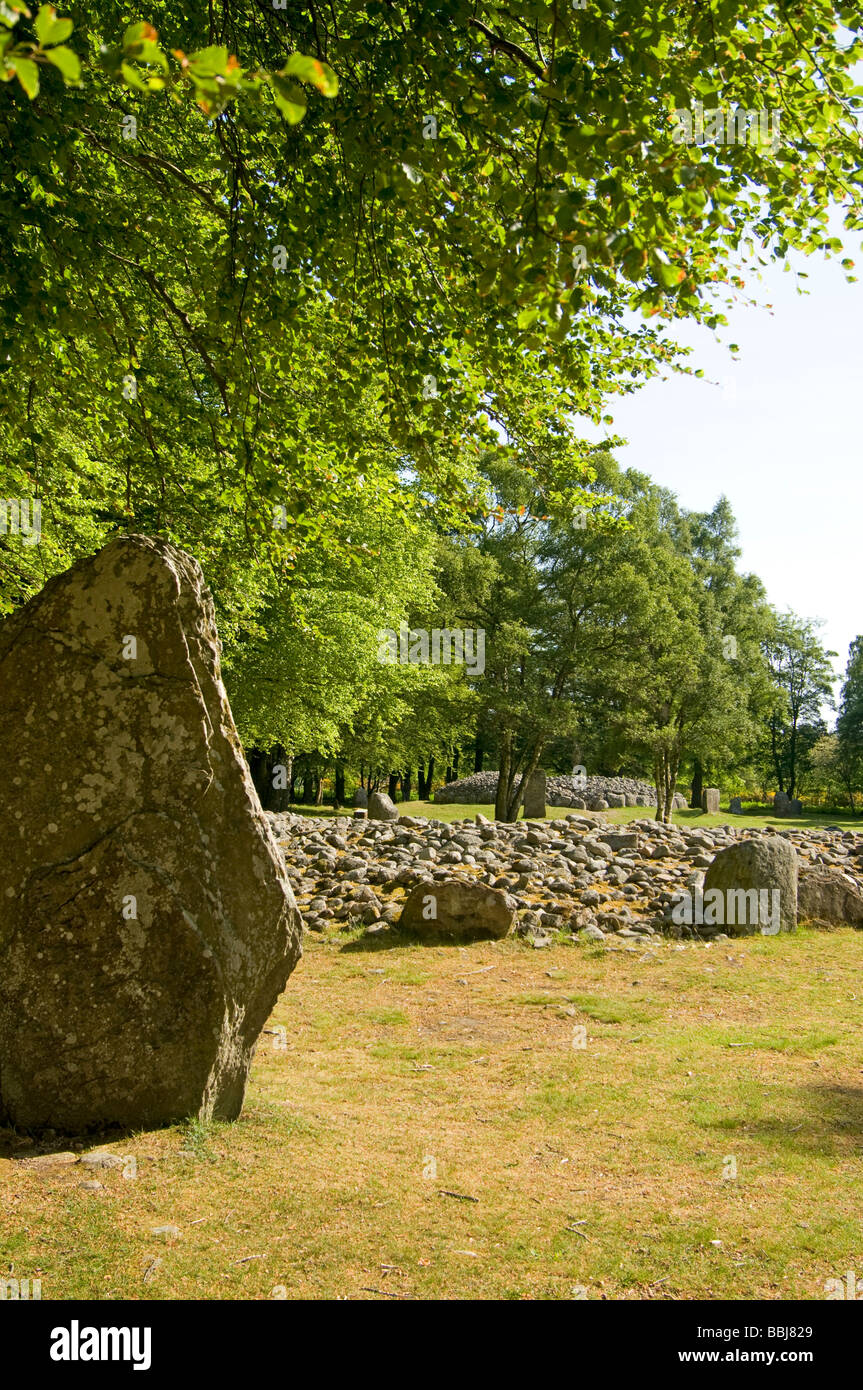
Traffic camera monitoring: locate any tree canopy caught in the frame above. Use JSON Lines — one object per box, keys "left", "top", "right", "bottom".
{"left": 2, "top": 0, "right": 861, "bottom": 812}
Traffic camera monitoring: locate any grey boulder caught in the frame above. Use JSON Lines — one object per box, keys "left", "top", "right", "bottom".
{"left": 368, "top": 790, "right": 399, "bottom": 821}
{"left": 797, "top": 869, "right": 863, "bottom": 928}
{"left": 702, "top": 836, "right": 798, "bottom": 935}
{"left": 398, "top": 879, "right": 515, "bottom": 939}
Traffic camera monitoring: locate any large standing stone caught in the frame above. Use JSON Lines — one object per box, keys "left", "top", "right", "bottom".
{"left": 523, "top": 769, "right": 547, "bottom": 818}
{"left": 702, "top": 836, "right": 798, "bottom": 935}
{"left": 368, "top": 790, "right": 399, "bottom": 821}
{"left": 701, "top": 787, "right": 720, "bottom": 814}
{"left": 0, "top": 536, "right": 302, "bottom": 1132}
{"left": 398, "top": 879, "right": 515, "bottom": 939}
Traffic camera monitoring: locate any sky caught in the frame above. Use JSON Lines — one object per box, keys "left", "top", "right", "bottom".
{"left": 572, "top": 212, "right": 863, "bottom": 720}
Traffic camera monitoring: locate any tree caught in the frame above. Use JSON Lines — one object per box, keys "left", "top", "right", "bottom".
{"left": 5, "top": 1, "right": 861, "bottom": 601}
{"left": 836, "top": 636, "right": 863, "bottom": 809}
{"left": 762, "top": 614, "right": 836, "bottom": 799}
{"left": 666, "top": 496, "right": 774, "bottom": 805}
{"left": 808, "top": 733, "right": 858, "bottom": 812}
{"left": 3, "top": 1, "right": 860, "bottom": 762}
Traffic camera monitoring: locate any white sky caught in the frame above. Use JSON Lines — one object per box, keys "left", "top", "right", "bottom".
{"left": 573, "top": 215, "right": 863, "bottom": 716}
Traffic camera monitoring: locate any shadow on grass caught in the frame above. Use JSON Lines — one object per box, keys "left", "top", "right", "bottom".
{"left": 0, "top": 1121, "right": 144, "bottom": 1160}
{"left": 338, "top": 928, "right": 508, "bottom": 953}
{"left": 697, "top": 1082, "right": 863, "bottom": 1156}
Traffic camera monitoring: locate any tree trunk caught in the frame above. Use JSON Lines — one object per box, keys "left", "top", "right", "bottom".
{"left": 388, "top": 772, "right": 399, "bottom": 801}
{"left": 654, "top": 747, "right": 679, "bottom": 823}
{"left": 425, "top": 756, "right": 435, "bottom": 798}
{"left": 654, "top": 752, "right": 673, "bottom": 823}
{"left": 506, "top": 740, "right": 545, "bottom": 821}
{"left": 690, "top": 758, "right": 703, "bottom": 810}
{"left": 248, "top": 748, "right": 268, "bottom": 803}
{"left": 402, "top": 768, "right": 412, "bottom": 802}
{"left": 334, "top": 762, "right": 345, "bottom": 806}
{"left": 315, "top": 772, "right": 325, "bottom": 806}
{"left": 788, "top": 721, "right": 798, "bottom": 800}
{"left": 770, "top": 715, "right": 784, "bottom": 794}
{"left": 417, "top": 760, "right": 426, "bottom": 799}
{"left": 666, "top": 750, "right": 679, "bottom": 821}
{"left": 495, "top": 733, "right": 512, "bottom": 822}
{"left": 268, "top": 746, "right": 293, "bottom": 812}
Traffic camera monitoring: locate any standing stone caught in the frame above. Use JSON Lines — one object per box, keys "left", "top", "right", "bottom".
{"left": 353, "top": 786, "right": 368, "bottom": 809}
{"left": 772, "top": 790, "right": 791, "bottom": 817}
{"left": 702, "top": 836, "right": 798, "bottom": 935}
{"left": 729, "top": 797, "right": 743, "bottom": 815}
{"left": 523, "top": 769, "right": 547, "bottom": 819}
{"left": 0, "top": 535, "right": 302, "bottom": 1132}
{"left": 368, "top": 790, "right": 399, "bottom": 821}
{"left": 701, "top": 787, "right": 720, "bottom": 814}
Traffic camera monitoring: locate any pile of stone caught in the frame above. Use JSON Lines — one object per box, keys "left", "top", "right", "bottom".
{"left": 433, "top": 770, "right": 666, "bottom": 811}
{"left": 267, "top": 809, "right": 863, "bottom": 948}
{"left": 548, "top": 773, "right": 670, "bottom": 811}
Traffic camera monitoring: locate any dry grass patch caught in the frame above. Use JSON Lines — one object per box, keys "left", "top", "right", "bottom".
{"left": 2, "top": 928, "right": 862, "bottom": 1300}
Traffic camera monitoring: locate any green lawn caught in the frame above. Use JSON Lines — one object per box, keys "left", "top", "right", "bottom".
{"left": 285, "top": 798, "right": 862, "bottom": 833}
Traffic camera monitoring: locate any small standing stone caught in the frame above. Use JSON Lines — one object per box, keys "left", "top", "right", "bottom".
{"left": 729, "top": 796, "right": 743, "bottom": 814}
{"left": 701, "top": 788, "right": 720, "bottom": 814}
{"left": 368, "top": 791, "right": 399, "bottom": 821}
{"left": 523, "top": 770, "right": 547, "bottom": 819}
{"left": 353, "top": 787, "right": 368, "bottom": 809}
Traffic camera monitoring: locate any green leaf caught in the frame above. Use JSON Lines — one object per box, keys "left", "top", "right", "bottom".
{"left": 282, "top": 52, "right": 338, "bottom": 96}
{"left": 654, "top": 260, "right": 686, "bottom": 289}
{"left": 187, "top": 44, "right": 229, "bottom": 76}
{"left": 120, "top": 58, "right": 150, "bottom": 92}
{"left": 12, "top": 54, "right": 38, "bottom": 95}
{"left": 125, "top": 37, "right": 167, "bottom": 70}
{"left": 34, "top": 4, "right": 72, "bottom": 44}
{"left": 271, "top": 74, "right": 306, "bottom": 123}
{"left": 123, "top": 21, "right": 158, "bottom": 47}
{"left": 43, "top": 42, "right": 79, "bottom": 81}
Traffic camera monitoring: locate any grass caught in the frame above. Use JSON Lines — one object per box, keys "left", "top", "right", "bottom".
{"left": 286, "top": 797, "right": 862, "bottom": 832}
{"left": 3, "top": 926, "right": 863, "bottom": 1300}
